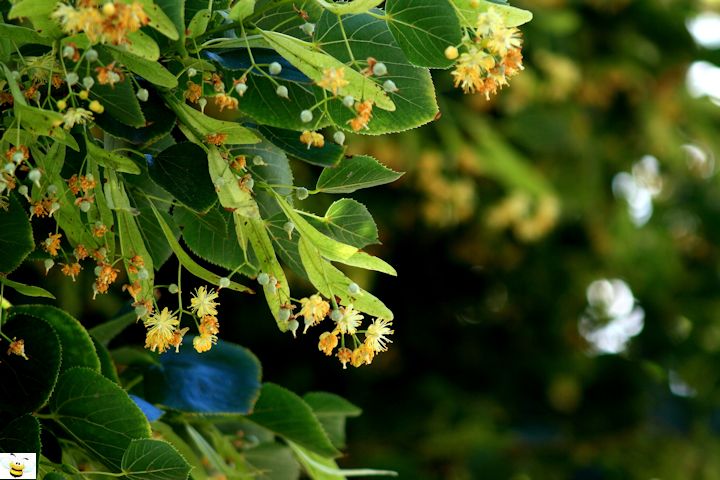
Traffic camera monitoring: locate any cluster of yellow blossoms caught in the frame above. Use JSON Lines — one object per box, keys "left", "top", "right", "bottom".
{"left": 449, "top": 7, "right": 525, "bottom": 99}
{"left": 142, "top": 286, "right": 221, "bottom": 355}
{"left": 297, "top": 294, "right": 394, "bottom": 369}
{"left": 52, "top": 1, "right": 149, "bottom": 45}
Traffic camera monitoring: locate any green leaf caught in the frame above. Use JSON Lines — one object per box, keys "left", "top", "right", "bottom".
{"left": 14, "top": 103, "right": 77, "bottom": 149}
{"left": 187, "top": 9, "right": 211, "bottom": 38}
{"left": 247, "top": 383, "right": 340, "bottom": 458}
{"left": 267, "top": 213, "right": 306, "bottom": 280}
{"left": 152, "top": 422, "right": 208, "bottom": 480}
{"left": 144, "top": 338, "right": 262, "bottom": 414}
{"left": 108, "top": 47, "right": 179, "bottom": 88}
{"left": 385, "top": 0, "right": 462, "bottom": 68}
{"left": 121, "top": 439, "right": 191, "bottom": 480}
{"left": 149, "top": 142, "right": 216, "bottom": 212}
{"left": 299, "top": 237, "right": 393, "bottom": 319}
{"left": 92, "top": 336, "right": 122, "bottom": 384}
{"left": 149, "top": 201, "right": 254, "bottom": 293}
{"left": 136, "top": 0, "right": 181, "bottom": 40}
{"left": 260, "top": 30, "right": 394, "bottom": 112}
{"left": 313, "top": 0, "right": 383, "bottom": 14}
{"left": 8, "top": 0, "right": 62, "bottom": 38}
{"left": 307, "top": 198, "right": 379, "bottom": 249}
{"left": 95, "top": 97, "right": 176, "bottom": 147}
{"left": 174, "top": 206, "right": 255, "bottom": 274}
{"left": 450, "top": 0, "right": 533, "bottom": 27}
{"left": 229, "top": 0, "right": 256, "bottom": 21}
{"left": 131, "top": 192, "right": 179, "bottom": 269}
{"left": 91, "top": 80, "right": 146, "bottom": 128}
{"left": 0, "top": 277, "right": 54, "bottom": 298}
{"left": 237, "top": 216, "right": 291, "bottom": 328}
{"left": 124, "top": 30, "right": 161, "bottom": 61}
{"left": 49, "top": 367, "right": 151, "bottom": 470}
{"left": 0, "top": 23, "right": 52, "bottom": 48}
{"left": 304, "top": 392, "right": 361, "bottom": 449}
{"left": 315, "top": 155, "right": 403, "bottom": 194}
{"left": 166, "top": 95, "right": 261, "bottom": 146}
{"left": 0, "top": 316, "right": 61, "bottom": 415}
{"left": 316, "top": 11, "right": 439, "bottom": 135}
{"left": 274, "top": 194, "right": 358, "bottom": 261}
{"left": 259, "top": 126, "right": 344, "bottom": 168}
{"left": 207, "top": 145, "right": 260, "bottom": 218}
{"left": 9, "top": 305, "right": 102, "bottom": 374}
{"left": 289, "top": 441, "right": 398, "bottom": 479}
{"left": 0, "top": 195, "right": 33, "bottom": 274}
{"left": 0, "top": 414, "right": 41, "bottom": 454}
{"left": 89, "top": 311, "right": 136, "bottom": 347}
{"left": 86, "top": 139, "right": 141, "bottom": 174}
{"left": 245, "top": 443, "right": 301, "bottom": 480}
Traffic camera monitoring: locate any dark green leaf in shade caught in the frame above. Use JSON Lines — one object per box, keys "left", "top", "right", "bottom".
{"left": 0, "top": 414, "right": 41, "bottom": 453}
{"left": 94, "top": 97, "right": 176, "bottom": 148}
{"left": 316, "top": 11, "right": 439, "bottom": 135}
{"left": 259, "top": 127, "right": 344, "bottom": 168}
{"left": 0, "top": 194, "right": 34, "bottom": 274}
{"left": 267, "top": 213, "right": 306, "bottom": 280}
{"left": 49, "top": 367, "right": 151, "bottom": 470}
{"left": 303, "top": 392, "right": 362, "bottom": 449}
{"left": 144, "top": 338, "right": 262, "bottom": 414}
{"left": 90, "top": 80, "right": 146, "bottom": 128}
{"left": 9, "top": 305, "right": 101, "bottom": 374}
{"left": 130, "top": 192, "right": 179, "bottom": 270}
{"left": 246, "top": 383, "right": 340, "bottom": 458}
{"left": 174, "top": 206, "right": 255, "bottom": 275}
{"left": 315, "top": 155, "right": 403, "bottom": 194}
{"left": 89, "top": 311, "right": 136, "bottom": 347}
{"left": 385, "top": 0, "right": 462, "bottom": 68}
{"left": 92, "top": 336, "right": 121, "bottom": 384}
{"left": 121, "top": 439, "right": 191, "bottom": 480}
{"left": 307, "top": 199, "right": 379, "bottom": 249}
{"left": 0, "top": 316, "right": 61, "bottom": 415}
{"left": 148, "top": 142, "right": 217, "bottom": 212}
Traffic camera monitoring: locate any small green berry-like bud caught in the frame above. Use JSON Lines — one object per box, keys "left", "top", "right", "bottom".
{"left": 137, "top": 267, "right": 150, "bottom": 280}
{"left": 372, "top": 62, "right": 388, "bottom": 76}
{"left": 300, "top": 22, "right": 315, "bottom": 36}
{"left": 12, "top": 151, "right": 25, "bottom": 163}
{"left": 276, "top": 85, "right": 289, "bottom": 98}
{"left": 85, "top": 48, "right": 98, "bottom": 62}
{"left": 65, "top": 72, "right": 79, "bottom": 86}
{"left": 235, "top": 83, "right": 248, "bottom": 96}
{"left": 28, "top": 168, "right": 42, "bottom": 185}
{"left": 300, "top": 110, "right": 313, "bottom": 123}
{"left": 83, "top": 76, "right": 95, "bottom": 89}
{"left": 296, "top": 187, "right": 309, "bottom": 200}
{"left": 288, "top": 319, "right": 300, "bottom": 337}
{"left": 342, "top": 95, "right": 355, "bottom": 108}
{"left": 283, "top": 222, "right": 295, "bottom": 237}
{"left": 168, "top": 283, "right": 179, "bottom": 294}
{"left": 330, "top": 309, "right": 342, "bottom": 322}
{"left": 135, "top": 305, "right": 148, "bottom": 318}
{"left": 63, "top": 45, "right": 75, "bottom": 59}
{"left": 4, "top": 163, "right": 16, "bottom": 175}
{"left": 136, "top": 88, "right": 149, "bottom": 102}
{"left": 219, "top": 277, "right": 231, "bottom": 288}
{"left": 94, "top": 265, "right": 102, "bottom": 276}
{"left": 333, "top": 131, "right": 346, "bottom": 145}
{"left": 47, "top": 184, "right": 58, "bottom": 195}
{"left": 17, "top": 185, "right": 29, "bottom": 197}
{"left": 187, "top": 67, "right": 198, "bottom": 77}
{"left": 79, "top": 200, "right": 92, "bottom": 212}
{"left": 258, "top": 272, "right": 270, "bottom": 285}
{"left": 44, "top": 258, "right": 55, "bottom": 273}
{"left": 198, "top": 97, "right": 208, "bottom": 112}
{"left": 252, "top": 155, "right": 265, "bottom": 165}
{"left": 383, "top": 80, "right": 398, "bottom": 92}
{"left": 279, "top": 308, "right": 292, "bottom": 322}
{"left": 348, "top": 282, "right": 360, "bottom": 294}
{"left": 269, "top": 62, "right": 282, "bottom": 75}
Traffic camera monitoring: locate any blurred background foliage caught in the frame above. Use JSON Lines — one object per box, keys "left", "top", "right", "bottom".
{"left": 12, "top": 0, "right": 720, "bottom": 478}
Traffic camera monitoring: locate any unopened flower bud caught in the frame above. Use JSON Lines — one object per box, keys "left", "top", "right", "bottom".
{"left": 276, "top": 85, "right": 289, "bottom": 98}
{"left": 333, "top": 131, "right": 346, "bottom": 145}
{"left": 85, "top": 49, "right": 98, "bottom": 62}
{"left": 372, "top": 62, "right": 387, "bottom": 76}
{"left": 219, "top": 277, "right": 230, "bottom": 288}
{"left": 296, "top": 187, "right": 309, "bottom": 200}
{"left": 269, "top": 62, "right": 282, "bottom": 75}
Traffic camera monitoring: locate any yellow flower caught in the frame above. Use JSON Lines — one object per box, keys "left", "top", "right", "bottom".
{"left": 318, "top": 332, "right": 338, "bottom": 356}
{"left": 144, "top": 307, "right": 180, "bottom": 353}
{"left": 317, "top": 67, "right": 349, "bottom": 95}
{"left": 190, "top": 286, "right": 220, "bottom": 317}
{"left": 486, "top": 27, "right": 523, "bottom": 56}
{"left": 300, "top": 130, "right": 325, "bottom": 149}
{"left": 299, "top": 294, "right": 331, "bottom": 333}
{"left": 61, "top": 262, "right": 82, "bottom": 281}
{"left": 43, "top": 233, "right": 63, "bottom": 256}
{"left": 193, "top": 333, "right": 217, "bottom": 353}
{"left": 451, "top": 48, "right": 495, "bottom": 95}
{"left": 169, "top": 327, "right": 189, "bottom": 353}
{"left": 476, "top": 6, "right": 504, "bottom": 38}
{"left": 351, "top": 343, "right": 375, "bottom": 368}
{"left": 62, "top": 108, "right": 93, "bottom": 129}
{"left": 364, "top": 318, "right": 394, "bottom": 352}
{"left": 199, "top": 315, "right": 220, "bottom": 335}
{"left": 7, "top": 338, "right": 28, "bottom": 360}
{"left": 337, "top": 347, "right": 352, "bottom": 369}
{"left": 333, "top": 304, "right": 363, "bottom": 335}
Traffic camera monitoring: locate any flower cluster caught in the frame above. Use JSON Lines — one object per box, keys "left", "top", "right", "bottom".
{"left": 294, "top": 293, "right": 394, "bottom": 369}
{"left": 52, "top": 1, "right": 149, "bottom": 45}
{"left": 449, "top": 7, "right": 525, "bottom": 98}
{"left": 190, "top": 286, "right": 221, "bottom": 353}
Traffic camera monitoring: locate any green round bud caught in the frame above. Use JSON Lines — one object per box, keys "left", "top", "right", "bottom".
{"left": 269, "top": 62, "right": 282, "bottom": 75}
{"left": 258, "top": 272, "right": 270, "bottom": 285}
{"left": 372, "top": 62, "right": 388, "bottom": 76}
{"left": 276, "top": 85, "right": 289, "bottom": 98}
{"left": 330, "top": 309, "right": 342, "bottom": 322}
{"left": 219, "top": 277, "right": 231, "bottom": 288}
{"left": 85, "top": 49, "right": 98, "bottom": 62}
{"left": 300, "top": 110, "right": 313, "bottom": 123}
{"left": 348, "top": 282, "right": 360, "bottom": 294}
{"left": 168, "top": 283, "right": 179, "bottom": 294}
{"left": 79, "top": 200, "right": 92, "bottom": 212}
{"left": 333, "top": 131, "right": 346, "bottom": 145}
{"left": 296, "top": 187, "right": 309, "bottom": 200}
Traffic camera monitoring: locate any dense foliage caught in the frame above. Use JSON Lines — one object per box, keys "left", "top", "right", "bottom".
{"left": 0, "top": 0, "right": 535, "bottom": 478}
